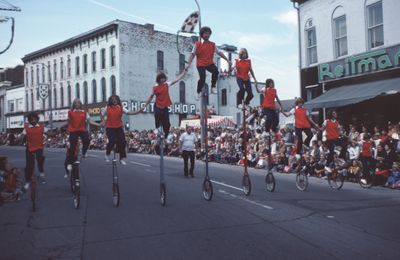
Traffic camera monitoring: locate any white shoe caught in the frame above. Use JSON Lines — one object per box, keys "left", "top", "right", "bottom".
{"left": 64, "top": 172, "right": 68, "bottom": 179}
{"left": 67, "top": 164, "right": 72, "bottom": 171}
{"left": 324, "top": 166, "right": 332, "bottom": 173}
{"left": 195, "top": 93, "right": 201, "bottom": 101}
{"left": 211, "top": 87, "right": 218, "bottom": 94}
{"left": 120, "top": 159, "right": 127, "bottom": 165}
{"left": 40, "top": 172, "right": 46, "bottom": 184}
{"left": 104, "top": 155, "right": 110, "bottom": 162}
{"left": 82, "top": 153, "right": 88, "bottom": 158}
{"left": 24, "top": 182, "right": 31, "bottom": 190}
{"left": 360, "top": 179, "right": 367, "bottom": 185}
{"left": 238, "top": 104, "right": 244, "bottom": 110}
{"left": 153, "top": 129, "right": 159, "bottom": 135}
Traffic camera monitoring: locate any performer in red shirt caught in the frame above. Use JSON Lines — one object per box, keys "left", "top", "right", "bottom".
{"left": 21, "top": 112, "right": 50, "bottom": 188}
{"left": 186, "top": 26, "right": 231, "bottom": 100}
{"left": 256, "top": 78, "right": 283, "bottom": 134}
{"left": 282, "top": 98, "right": 319, "bottom": 157}
{"left": 143, "top": 70, "right": 187, "bottom": 137}
{"left": 101, "top": 95, "right": 144, "bottom": 165}
{"left": 320, "top": 110, "right": 342, "bottom": 165}
{"left": 65, "top": 98, "right": 101, "bottom": 167}
{"left": 231, "top": 48, "right": 258, "bottom": 109}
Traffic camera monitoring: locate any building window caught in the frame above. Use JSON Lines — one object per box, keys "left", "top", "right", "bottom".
{"left": 179, "top": 54, "right": 185, "bottom": 73}
{"left": 110, "top": 45, "right": 116, "bottom": 67}
{"left": 157, "top": 50, "right": 164, "bottom": 71}
{"left": 367, "top": 1, "right": 384, "bottom": 49}
{"left": 67, "top": 83, "right": 72, "bottom": 106}
{"left": 92, "top": 79, "right": 97, "bottom": 103}
{"left": 60, "top": 84, "right": 64, "bottom": 107}
{"left": 179, "top": 81, "right": 185, "bottom": 103}
{"left": 83, "top": 54, "right": 88, "bottom": 74}
{"left": 53, "top": 61, "right": 57, "bottom": 81}
{"left": 47, "top": 62, "right": 51, "bottom": 82}
{"left": 26, "top": 92, "right": 29, "bottom": 111}
{"left": 31, "top": 90, "right": 34, "bottom": 111}
{"left": 334, "top": 15, "right": 348, "bottom": 57}
{"left": 83, "top": 81, "right": 88, "bottom": 104}
{"left": 221, "top": 89, "right": 227, "bottom": 106}
{"left": 30, "top": 67, "right": 34, "bottom": 86}
{"left": 8, "top": 100, "right": 14, "bottom": 113}
{"left": 110, "top": 75, "right": 116, "bottom": 95}
{"left": 36, "top": 65, "right": 39, "bottom": 85}
{"left": 42, "top": 65, "right": 45, "bottom": 83}
{"left": 92, "top": 51, "right": 96, "bottom": 72}
{"left": 36, "top": 87, "right": 39, "bottom": 101}
{"left": 101, "top": 77, "right": 106, "bottom": 102}
{"left": 305, "top": 19, "right": 317, "bottom": 65}
{"left": 25, "top": 69, "right": 29, "bottom": 86}
{"left": 75, "top": 83, "right": 80, "bottom": 99}
{"left": 60, "top": 59, "right": 64, "bottom": 79}
{"left": 67, "top": 56, "right": 71, "bottom": 77}
{"left": 76, "top": 57, "right": 80, "bottom": 76}
{"left": 101, "top": 48, "right": 106, "bottom": 69}
{"left": 53, "top": 86, "right": 57, "bottom": 108}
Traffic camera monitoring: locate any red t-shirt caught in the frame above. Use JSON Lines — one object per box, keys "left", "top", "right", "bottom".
{"left": 153, "top": 83, "right": 172, "bottom": 109}
{"left": 25, "top": 123, "right": 44, "bottom": 152}
{"left": 235, "top": 59, "right": 251, "bottom": 80}
{"left": 67, "top": 110, "right": 87, "bottom": 133}
{"left": 294, "top": 107, "right": 311, "bottom": 129}
{"left": 195, "top": 41, "right": 216, "bottom": 67}
{"left": 262, "top": 87, "right": 277, "bottom": 110}
{"left": 361, "top": 141, "right": 372, "bottom": 157}
{"left": 106, "top": 105, "right": 123, "bottom": 128}
{"left": 325, "top": 119, "right": 339, "bottom": 140}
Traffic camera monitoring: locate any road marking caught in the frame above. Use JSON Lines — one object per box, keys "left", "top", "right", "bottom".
{"left": 129, "top": 161, "right": 151, "bottom": 167}
{"left": 326, "top": 215, "right": 335, "bottom": 219}
{"left": 218, "top": 189, "right": 273, "bottom": 210}
{"left": 211, "top": 180, "right": 244, "bottom": 192}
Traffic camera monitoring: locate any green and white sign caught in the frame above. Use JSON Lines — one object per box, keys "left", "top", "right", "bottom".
{"left": 319, "top": 44, "right": 400, "bottom": 83}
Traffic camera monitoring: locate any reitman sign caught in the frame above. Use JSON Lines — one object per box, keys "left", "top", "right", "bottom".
{"left": 318, "top": 44, "right": 400, "bottom": 83}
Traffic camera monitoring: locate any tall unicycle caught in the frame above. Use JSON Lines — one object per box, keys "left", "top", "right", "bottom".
{"left": 112, "top": 149, "right": 120, "bottom": 207}
{"left": 71, "top": 160, "right": 80, "bottom": 209}
{"left": 265, "top": 134, "right": 276, "bottom": 192}
{"left": 201, "top": 86, "right": 213, "bottom": 201}
{"left": 241, "top": 102, "right": 251, "bottom": 196}
{"left": 158, "top": 127, "right": 167, "bottom": 206}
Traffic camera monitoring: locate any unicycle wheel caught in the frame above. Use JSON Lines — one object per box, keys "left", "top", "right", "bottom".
{"left": 202, "top": 178, "right": 213, "bottom": 201}
{"left": 265, "top": 172, "right": 276, "bottom": 192}
{"left": 112, "top": 183, "right": 120, "bottom": 207}
{"left": 296, "top": 171, "right": 308, "bottom": 191}
{"left": 242, "top": 174, "right": 251, "bottom": 196}
{"left": 160, "top": 183, "right": 166, "bottom": 206}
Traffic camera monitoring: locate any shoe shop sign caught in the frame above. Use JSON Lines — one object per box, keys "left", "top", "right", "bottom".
{"left": 122, "top": 100, "right": 197, "bottom": 114}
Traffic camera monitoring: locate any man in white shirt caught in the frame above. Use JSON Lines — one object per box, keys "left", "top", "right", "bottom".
{"left": 180, "top": 125, "right": 198, "bottom": 177}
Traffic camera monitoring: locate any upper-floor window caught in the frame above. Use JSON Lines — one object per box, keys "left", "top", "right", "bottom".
{"left": 305, "top": 19, "right": 318, "bottom": 65}
{"left": 367, "top": 1, "right": 384, "bottom": 49}
{"left": 67, "top": 56, "right": 71, "bottom": 77}
{"left": 101, "top": 48, "right": 106, "bottom": 69}
{"left": 36, "top": 65, "right": 39, "bottom": 85}
{"left": 42, "top": 65, "right": 45, "bottom": 83}
{"left": 157, "top": 50, "right": 164, "bottom": 71}
{"left": 25, "top": 69, "right": 29, "bottom": 86}
{"left": 83, "top": 54, "right": 88, "bottom": 74}
{"left": 334, "top": 15, "right": 348, "bottom": 58}
{"left": 92, "top": 51, "right": 97, "bottom": 72}
{"left": 60, "top": 59, "right": 64, "bottom": 79}
{"left": 53, "top": 60, "right": 57, "bottom": 81}
{"left": 110, "top": 45, "right": 116, "bottom": 67}
{"left": 221, "top": 89, "right": 227, "bottom": 106}
{"left": 30, "top": 67, "right": 34, "bottom": 86}
{"left": 179, "top": 81, "right": 185, "bottom": 103}
{"left": 179, "top": 54, "right": 185, "bottom": 73}
{"left": 75, "top": 57, "right": 80, "bottom": 76}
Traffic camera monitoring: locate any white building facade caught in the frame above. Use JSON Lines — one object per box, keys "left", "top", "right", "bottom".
{"left": 22, "top": 20, "right": 263, "bottom": 130}
{"left": 5, "top": 84, "right": 25, "bottom": 129}
{"left": 292, "top": 0, "right": 400, "bottom": 126}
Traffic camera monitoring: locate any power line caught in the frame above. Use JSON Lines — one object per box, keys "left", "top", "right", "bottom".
{"left": 0, "top": 0, "right": 21, "bottom": 12}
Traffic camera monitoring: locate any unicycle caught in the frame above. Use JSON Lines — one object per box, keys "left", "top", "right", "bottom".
{"left": 241, "top": 101, "right": 251, "bottom": 196}
{"left": 111, "top": 149, "right": 120, "bottom": 207}
{"left": 30, "top": 173, "right": 38, "bottom": 212}
{"left": 157, "top": 127, "right": 167, "bottom": 206}
{"left": 71, "top": 160, "right": 80, "bottom": 209}
{"left": 296, "top": 159, "right": 308, "bottom": 191}
{"left": 201, "top": 86, "right": 213, "bottom": 201}
{"left": 264, "top": 134, "right": 276, "bottom": 192}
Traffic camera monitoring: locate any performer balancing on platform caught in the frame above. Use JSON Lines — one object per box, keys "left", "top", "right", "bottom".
{"left": 101, "top": 95, "right": 144, "bottom": 165}
{"left": 143, "top": 70, "right": 188, "bottom": 141}
{"left": 185, "top": 26, "right": 231, "bottom": 100}
{"left": 230, "top": 48, "right": 258, "bottom": 110}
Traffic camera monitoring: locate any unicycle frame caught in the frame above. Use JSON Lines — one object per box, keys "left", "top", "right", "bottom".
{"left": 242, "top": 102, "right": 251, "bottom": 196}
{"left": 112, "top": 148, "right": 120, "bottom": 206}
{"left": 72, "top": 160, "right": 80, "bottom": 209}
{"left": 158, "top": 126, "right": 167, "bottom": 206}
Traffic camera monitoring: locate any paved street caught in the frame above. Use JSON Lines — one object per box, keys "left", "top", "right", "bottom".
{"left": 1, "top": 146, "right": 400, "bottom": 260}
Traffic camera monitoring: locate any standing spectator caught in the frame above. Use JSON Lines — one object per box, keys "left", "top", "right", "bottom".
{"left": 180, "top": 125, "right": 197, "bottom": 178}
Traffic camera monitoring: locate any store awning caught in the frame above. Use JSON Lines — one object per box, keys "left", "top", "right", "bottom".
{"left": 305, "top": 77, "right": 400, "bottom": 110}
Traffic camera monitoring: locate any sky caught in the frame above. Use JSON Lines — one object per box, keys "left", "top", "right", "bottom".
{"left": 0, "top": 0, "right": 300, "bottom": 99}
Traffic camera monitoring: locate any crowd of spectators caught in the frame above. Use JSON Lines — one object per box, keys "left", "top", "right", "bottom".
{"left": 1, "top": 112, "right": 400, "bottom": 188}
